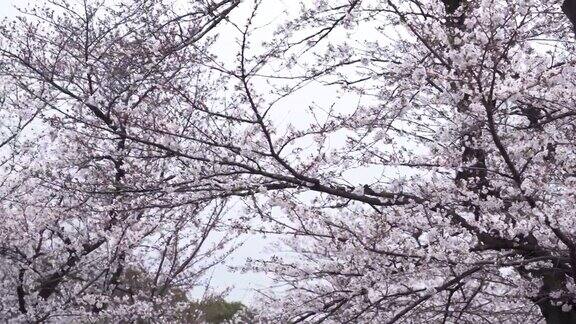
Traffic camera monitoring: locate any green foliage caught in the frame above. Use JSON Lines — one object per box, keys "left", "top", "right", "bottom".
{"left": 119, "top": 267, "right": 252, "bottom": 323}
{"left": 186, "top": 297, "right": 251, "bottom": 323}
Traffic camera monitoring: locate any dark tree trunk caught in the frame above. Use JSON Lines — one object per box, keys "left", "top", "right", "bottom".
{"left": 539, "top": 302, "right": 576, "bottom": 324}
{"left": 563, "top": 0, "right": 576, "bottom": 35}
{"left": 533, "top": 271, "right": 576, "bottom": 324}
{"left": 442, "top": 0, "right": 462, "bottom": 14}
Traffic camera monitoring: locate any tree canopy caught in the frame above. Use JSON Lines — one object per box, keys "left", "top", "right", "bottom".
{"left": 1, "top": 0, "right": 576, "bottom": 323}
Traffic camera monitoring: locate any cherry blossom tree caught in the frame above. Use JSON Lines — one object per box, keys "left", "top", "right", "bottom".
{"left": 0, "top": 0, "right": 241, "bottom": 321}
{"left": 3, "top": 0, "right": 576, "bottom": 323}
{"left": 238, "top": 0, "right": 576, "bottom": 323}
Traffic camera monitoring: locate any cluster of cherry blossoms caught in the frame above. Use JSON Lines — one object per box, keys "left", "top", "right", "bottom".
{"left": 1, "top": 0, "right": 576, "bottom": 323}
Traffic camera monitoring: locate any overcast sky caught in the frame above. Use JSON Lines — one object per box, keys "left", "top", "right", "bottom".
{"left": 1, "top": 0, "right": 23, "bottom": 17}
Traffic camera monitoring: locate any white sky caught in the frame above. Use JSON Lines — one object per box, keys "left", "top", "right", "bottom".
{"left": 1, "top": 0, "right": 24, "bottom": 17}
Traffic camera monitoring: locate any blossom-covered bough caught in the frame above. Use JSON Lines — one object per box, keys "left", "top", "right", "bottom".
{"left": 0, "top": 0, "right": 241, "bottom": 322}
{"left": 2, "top": 0, "right": 576, "bottom": 323}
